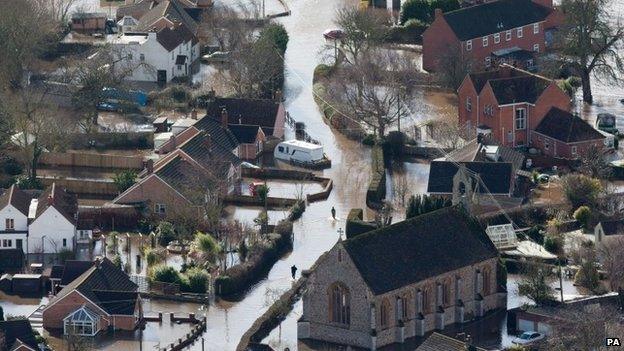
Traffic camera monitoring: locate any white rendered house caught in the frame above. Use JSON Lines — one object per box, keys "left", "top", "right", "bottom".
{"left": 0, "top": 185, "right": 31, "bottom": 254}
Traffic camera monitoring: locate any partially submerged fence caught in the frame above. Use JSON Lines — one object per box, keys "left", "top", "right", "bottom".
{"left": 40, "top": 151, "right": 145, "bottom": 169}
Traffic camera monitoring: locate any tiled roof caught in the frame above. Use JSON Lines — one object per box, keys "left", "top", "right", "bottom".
{"left": 92, "top": 290, "right": 139, "bottom": 315}
{"left": 33, "top": 183, "right": 77, "bottom": 225}
{"left": 444, "top": 139, "right": 525, "bottom": 175}
{"left": 156, "top": 24, "right": 195, "bottom": 51}
{"left": 467, "top": 65, "right": 530, "bottom": 93}
{"left": 0, "top": 319, "right": 38, "bottom": 351}
{"left": 0, "top": 185, "right": 33, "bottom": 216}
{"left": 60, "top": 260, "right": 94, "bottom": 286}
{"left": 416, "top": 333, "right": 486, "bottom": 351}
{"left": 154, "top": 152, "right": 219, "bottom": 204}
{"left": 130, "top": 0, "right": 198, "bottom": 33}
{"left": 488, "top": 75, "right": 550, "bottom": 104}
{"left": 535, "top": 107, "right": 605, "bottom": 143}
{"left": 51, "top": 258, "right": 138, "bottom": 315}
{"left": 193, "top": 116, "right": 240, "bottom": 151}
{"left": 443, "top": 0, "right": 553, "bottom": 41}
{"left": 204, "top": 98, "right": 280, "bottom": 129}
{"left": 343, "top": 206, "right": 498, "bottom": 295}
{"left": 178, "top": 131, "right": 241, "bottom": 178}
{"left": 598, "top": 219, "right": 624, "bottom": 236}
{"left": 228, "top": 124, "right": 261, "bottom": 144}
{"left": 427, "top": 161, "right": 513, "bottom": 194}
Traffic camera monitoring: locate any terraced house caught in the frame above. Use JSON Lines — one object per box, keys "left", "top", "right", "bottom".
{"left": 422, "top": 0, "right": 562, "bottom": 71}
{"left": 298, "top": 206, "right": 506, "bottom": 350}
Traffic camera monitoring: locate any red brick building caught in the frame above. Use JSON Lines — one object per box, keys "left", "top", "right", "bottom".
{"left": 457, "top": 65, "right": 570, "bottom": 147}
{"left": 422, "top": 0, "right": 561, "bottom": 71}
{"left": 531, "top": 107, "right": 607, "bottom": 159}
{"left": 42, "top": 258, "right": 142, "bottom": 337}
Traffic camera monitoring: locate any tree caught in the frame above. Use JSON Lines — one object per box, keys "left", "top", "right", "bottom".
{"left": 561, "top": 174, "right": 603, "bottom": 208}
{"left": 578, "top": 144, "right": 611, "bottom": 179}
{"left": 193, "top": 232, "right": 221, "bottom": 266}
{"left": 557, "top": 0, "right": 624, "bottom": 103}
{"left": 545, "top": 309, "right": 624, "bottom": 350}
{"left": 517, "top": 263, "right": 556, "bottom": 306}
{"left": 400, "top": 0, "right": 459, "bottom": 24}
{"left": 598, "top": 236, "right": 624, "bottom": 291}
{"left": 156, "top": 221, "right": 176, "bottom": 246}
{"left": 256, "top": 184, "right": 270, "bottom": 205}
{"left": 437, "top": 43, "right": 474, "bottom": 91}
{"left": 334, "top": 7, "right": 390, "bottom": 66}
{"left": 113, "top": 170, "right": 137, "bottom": 193}
{"left": 405, "top": 194, "right": 452, "bottom": 218}
{"left": 200, "top": 4, "right": 252, "bottom": 52}
{"left": 43, "top": 0, "right": 78, "bottom": 25}
{"left": 573, "top": 205, "right": 592, "bottom": 229}
{"left": 260, "top": 23, "right": 289, "bottom": 55}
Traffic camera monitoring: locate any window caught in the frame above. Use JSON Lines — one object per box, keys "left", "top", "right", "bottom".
{"left": 482, "top": 36, "right": 488, "bottom": 47}
{"left": 442, "top": 281, "right": 451, "bottom": 305}
{"left": 397, "top": 293, "right": 409, "bottom": 321}
{"left": 171, "top": 51, "right": 174, "bottom": 60}
{"left": 515, "top": 108, "right": 527, "bottom": 130}
{"left": 63, "top": 238, "right": 67, "bottom": 247}
{"left": 380, "top": 298, "right": 391, "bottom": 328}
{"left": 533, "top": 43, "right": 540, "bottom": 52}
{"left": 177, "top": 64, "right": 183, "bottom": 70}
{"left": 155, "top": 203, "right": 166, "bottom": 214}
{"left": 506, "top": 30, "right": 512, "bottom": 41}
{"left": 483, "top": 268, "right": 491, "bottom": 295}
{"left": 422, "top": 287, "right": 431, "bottom": 313}
{"left": 533, "top": 23, "right": 540, "bottom": 34}
{"left": 485, "top": 56, "right": 491, "bottom": 67}
{"left": 466, "top": 40, "right": 472, "bottom": 51}
{"left": 127, "top": 53, "right": 133, "bottom": 61}
{"left": 545, "top": 139, "right": 550, "bottom": 150}
{"left": 5, "top": 218, "right": 14, "bottom": 230}
{"left": 2, "top": 239, "right": 11, "bottom": 248}
{"left": 494, "top": 33, "right": 500, "bottom": 44}
{"left": 572, "top": 146, "right": 578, "bottom": 155}
{"left": 64, "top": 307, "right": 99, "bottom": 337}
{"left": 16, "top": 239, "right": 22, "bottom": 250}
{"left": 140, "top": 53, "right": 145, "bottom": 62}
{"left": 328, "top": 282, "right": 350, "bottom": 326}
{"left": 466, "top": 97, "right": 472, "bottom": 112}
{"left": 517, "top": 27, "right": 523, "bottom": 38}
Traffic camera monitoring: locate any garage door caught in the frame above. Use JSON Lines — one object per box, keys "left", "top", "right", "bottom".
{"left": 518, "top": 319, "right": 535, "bottom": 332}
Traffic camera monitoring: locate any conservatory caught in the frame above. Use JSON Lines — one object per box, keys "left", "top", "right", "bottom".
{"left": 63, "top": 306, "right": 100, "bottom": 336}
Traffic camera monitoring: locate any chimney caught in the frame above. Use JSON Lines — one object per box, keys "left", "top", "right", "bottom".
{"left": 203, "top": 132, "right": 212, "bottom": 150}
{"left": 47, "top": 195, "right": 54, "bottom": 206}
{"left": 221, "top": 107, "right": 228, "bottom": 128}
{"left": 274, "top": 89, "right": 283, "bottom": 102}
{"left": 191, "top": 108, "right": 198, "bottom": 120}
{"left": 144, "top": 159, "right": 154, "bottom": 174}
{"left": 434, "top": 8, "right": 443, "bottom": 19}
{"left": 169, "top": 134, "right": 177, "bottom": 149}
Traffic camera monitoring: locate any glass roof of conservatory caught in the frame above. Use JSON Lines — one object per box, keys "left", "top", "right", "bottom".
{"left": 64, "top": 306, "right": 100, "bottom": 322}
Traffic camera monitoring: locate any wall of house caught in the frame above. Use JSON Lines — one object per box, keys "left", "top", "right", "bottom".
{"left": 113, "top": 174, "right": 193, "bottom": 216}
{"left": 531, "top": 83, "right": 572, "bottom": 130}
{"left": 301, "top": 244, "right": 374, "bottom": 349}
{"left": 28, "top": 207, "right": 75, "bottom": 254}
{"left": 458, "top": 78, "right": 480, "bottom": 131}
{"left": 462, "top": 22, "right": 546, "bottom": 69}
{"left": 530, "top": 131, "right": 605, "bottom": 159}
{"left": 0, "top": 205, "right": 28, "bottom": 231}
{"left": 422, "top": 12, "right": 459, "bottom": 72}
{"left": 372, "top": 257, "right": 502, "bottom": 348}
{"left": 43, "top": 290, "right": 106, "bottom": 330}
{"left": 273, "top": 104, "right": 287, "bottom": 139}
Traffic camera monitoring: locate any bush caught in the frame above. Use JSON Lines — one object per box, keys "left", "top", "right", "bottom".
{"left": 111, "top": 255, "right": 122, "bottom": 270}
{"left": 573, "top": 206, "right": 592, "bottom": 229}
{"left": 575, "top": 261, "right": 600, "bottom": 291}
{"left": 156, "top": 221, "right": 176, "bottom": 246}
{"left": 288, "top": 200, "right": 306, "bottom": 221}
{"left": 405, "top": 194, "right": 452, "bottom": 219}
{"left": 383, "top": 131, "right": 407, "bottom": 160}
{"left": 544, "top": 234, "right": 564, "bottom": 255}
{"left": 362, "top": 134, "right": 376, "bottom": 146}
{"left": 313, "top": 64, "right": 334, "bottom": 81}
{"left": 113, "top": 170, "right": 137, "bottom": 193}
{"left": 185, "top": 267, "right": 210, "bottom": 293}
{"left": 526, "top": 225, "right": 545, "bottom": 244}
{"left": 259, "top": 22, "right": 289, "bottom": 54}
{"left": 151, "top": 265, "right": 183, "bottom": 285}
{"left": 400, "top": 0, "right": 459, "bottom": 24}
{"left": 561, "top": 174, "right": 603, "bottom": 208}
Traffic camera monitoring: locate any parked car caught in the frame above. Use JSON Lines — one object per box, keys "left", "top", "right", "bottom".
{"left": 323, "top": 28, "right": 344, "bottom": 40}
{"left": 202, "top": 51, "right": 230, "bottom": 63}
{"left": 96, "top": 101, "right": 120, "bottom": 112}
{"left": 512, "top": 331, "right": 545, "bottom": 345}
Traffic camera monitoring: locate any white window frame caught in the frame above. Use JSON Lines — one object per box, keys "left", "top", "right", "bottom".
{"left": 5, "top": 218, "right": 14, "bottom": 230}
{"left": 515, "top": 108, "right": 527, "bottom": 130}
{"left": 571, "top": 146, "right": 578, "bottom": 155}
{"left": 482, "top": 36, "right": 488, "bottom": 47}
{"left": 517, "top": 27, "right": 523, "bottom": 38}
{"left": 466, "top": 97, "right": 472, "bottom": 111}
{"left": 485, "top": 56, "right": 491, "bottom": 67}
{"left": 466, "top": 40, "right": 472, "bottom": 51}
{"left": 140, "top": 53, "right": 145, "bottom": 62}
{"left": 533, "top": 23, "right": 539, "bottom": 34}
{"left": 494, "top": 33, "right": 500, "bottom": 44}
{"left": 506, "top": 30, "right": 512, "bottom": 41}
{"left": 533, "top": 43, "right": 539, "bottom": 53}
{"left": 155, "top": 203, "right": 166, "bottom": 214}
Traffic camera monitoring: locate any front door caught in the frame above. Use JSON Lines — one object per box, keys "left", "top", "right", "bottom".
{"left": 157, "top": 70, "right": 167, "bottom": 84}
{"left": 16, "top": 239, "right": 22, "bottom": 251}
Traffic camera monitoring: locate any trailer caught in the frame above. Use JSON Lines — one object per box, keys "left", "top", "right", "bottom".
{"left": 274, "top": 140, "right": 331, "bottom": 169}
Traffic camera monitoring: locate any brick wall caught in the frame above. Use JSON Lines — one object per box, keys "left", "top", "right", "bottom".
{"left": 422, "top": 11, "right": 460, "bottom": 72}
{"left": 530, "top": 131, "right": 605, "bottom": 159}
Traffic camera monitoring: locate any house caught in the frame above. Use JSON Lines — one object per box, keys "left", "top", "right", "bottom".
{"left": 201, "top": 97, "right": 287, "bottom": 140}
{"left": 116, "top": 0, "right": 201, "bottom": 34}
{"left": 0, "top": 319, "right": 39, "bottom": 351}
{"left": 27, "top": 183, "right": 79, "bottom": 258}
{"left": 415, "top": 332, "right": 486, "bottom": 351}
{"left": 42, "top": 258, "right": 141, "bottom": 336}
{"left": 298, "top": 206, "right": 506, "bottom": 350}
{"left": 594, "top": 219, "right": 624, "bottom": 249}
{"left": 70, "top": 12, "right": 107, "bottom": 34}
{"left": 422, "top": 0, "right": 561, "bottom": 71}
{"left": 531, "top": 107, "right": 608, "bottom": 159}
{"left": 0, "top": 185, "right": 32, "bottom": 254}
{"left": 457, "top": 64, "right": 570, "bottom": 147}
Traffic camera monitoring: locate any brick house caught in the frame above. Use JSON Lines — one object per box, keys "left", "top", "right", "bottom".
{"left": 457, "top": 65, "right": 570, "bottom": 147}
{"left": 422, "top": 0, "right": 561, "bottom": 71}
{"left": 202, "top": 98, "right": 286, "bottom": 140}
{"left": 298, "top": 206, "right": 506, "bottom": 350}
{"left": 0, "top": 319, "right": 39, "bottom": 351}
{"left": 70, "top": 13, "right": 107, "bottom": 34}
{"left": 42, "top": 258, "right": 141, "bottom": 336}
{"left": 531, "top": 107, "right": 607, "bottom": 159}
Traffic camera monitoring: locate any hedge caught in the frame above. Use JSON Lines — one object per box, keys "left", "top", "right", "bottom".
{"left": 346, "top": 209, "right": 378, "bottom": 239}
{"left": 214, "top": 221, "right": 294, "bottom": 299}
{"left": 366, "top": 145, "right": 386, "bottom": 208}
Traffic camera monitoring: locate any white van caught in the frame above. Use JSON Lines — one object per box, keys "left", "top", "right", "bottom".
{"left": 274, "top": 140, "right": 324, "bottom": 164}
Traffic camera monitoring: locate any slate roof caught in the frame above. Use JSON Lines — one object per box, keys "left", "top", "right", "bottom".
{"left": 154, "top": 152, "right": 219, "bottom": 203}
{"left": 0, "top": 319, "right": 38, "bottom": 351}
{"left": 156, "top": 24, "right": 195, "bottom": 51}
{"left": 0, "top": 185, "right": 33, "bottom": 216}
{"left": 133, "top": 0, "right": 199, "bottom": 33}
{"left": 92, "top": 290, "right": 139, "bottom": 315}
{"left": 488, "top": 75, "right": 550, "bottom": 104}
{"left": 598, "top": 219, "right": 624, "bottom": 236}
{"left": 178, "top": 131, "right": 241, "bottom": 178}
{"left": 204, "top": 98, "right": 280, "bottom": 130}
{"left": 60, "top": 260, "right": 95, "bottom": 286}
{"left": 535, "top": 107, "right": 605, "bottom": 143}
{"left": 443, "top": 0, "right": 553, "bottom": 41}
{"left": 416, "top": 333, "right": 486, "bottom": 351}
{"left": 467, "top": 64, "right": 530, "bottom": 93}
{"left": 51, "top": 258, "right": 138, "bottom": 315}
{"left": 444, "top": 139, "right": 525, "bottom": 175}
{"left": 342, "top": 206, "right": 498, "bottom": 295}
{"left": 228, "top": 124, "right": 261, "bottom": 144}
{"left": 193, "top": 116, "right": 240, "bottom": 151}
{"left": 427, "top": 161, "right": 513, "bottom": 194}
{"left": 33, "top": 183, "right": 77, "bottom": 225}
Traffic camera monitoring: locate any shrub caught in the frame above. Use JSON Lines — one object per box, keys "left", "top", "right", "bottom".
{"left": 544, "top": 234, "right": 564, "bottom": 255}
{"left": 405, "top": 194, "right": 452, "bottom": 219}
{"left": 573, "top": 206, "right": 592, "bottom": 229}
{"left": 362, "top": 134, "right": 376, "bottom": 146}
{"left": 111, "top": 255, "right": 122, "bottom": 270}
{"left": 259, "top": 22, "right": 289, "bottom": 54}
{"left": 526, "top": 225, "right": 545, "bottom": 244}
{"left": 313, "top": 64, "right": 334, "bottom": 81}
{"left": 156, "top": 221, "right": 176, "bottom": 246}
{"left": 256, "top": 184, "right": 270, "bottom": 203}
{"left": 185, "top": 267, "right": 210, "bottom": 293}
{"left": 288, "top": 200, "right": 306, "bottom": 221}
{"left": 151, "top": 265, "right": 183, "bottom": 285}
{"left": 400, "top": 0, "right": 430, "bottom": 24}
{"left": 113, "top": 170, "right": 137, "bottom": 193}
{"left": 561, "top": 174, "right": 603, "bottom": 208}
{"left": 575, "top": 260, "right": 600, "bottom": 291}
{"left": 383, "top": 131, "right": 407, "bottom": 160}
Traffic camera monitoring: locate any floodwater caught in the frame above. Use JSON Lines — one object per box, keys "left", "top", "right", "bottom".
{"left": 240, "top": 178, "right": 326, "bottom": 198}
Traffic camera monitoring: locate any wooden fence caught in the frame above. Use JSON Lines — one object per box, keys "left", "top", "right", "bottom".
{"left": 39, "top": 177, "right": 118, "bottom": 197}
{"left": 39, "top": 152, "right": 145, "bottom": 170}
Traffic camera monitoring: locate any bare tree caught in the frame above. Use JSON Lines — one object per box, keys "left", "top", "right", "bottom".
{"left": 437, "top": 43, "right": 474, "bottom": 91}
{"left": 598, "top": 236, "right": 624, "bottom": 291}
{"left": 200, "top": 4, "right": 254, "bottom": 51}
{"left": 557, "top": 0, "right": 624, "bottom": 103}
{"left": 392, "top": 171, "right": 410, "bottom": 207}
{"left": 334, "top": 7, "right": 391, "bottom": 66}
{"left": 578, "top": 144, "right": 611, "bottom": 179}
{"left": 425, "top": 112, "right": 471, "bottom": 149}
{"left": 40, "top": 0, "right": 78, "bottom": 25}
{"left": 545, "top": 308, "right": 624, "bottom": 350}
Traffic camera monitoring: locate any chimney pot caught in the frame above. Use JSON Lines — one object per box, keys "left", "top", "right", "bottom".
{"left": 47, "top": 195, "right": 54, "bottom": 205}
{"left": 221, "top": 108, "right": 228, "bottom": 128}
{"left": 144, "top": 159, "right": 154, "bottom": 174}
{"left": 191, "top": 109, "right": 198, "bottom": 120}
